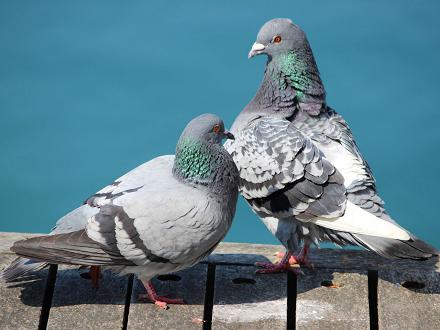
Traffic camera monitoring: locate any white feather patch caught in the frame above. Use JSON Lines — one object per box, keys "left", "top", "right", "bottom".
{"left": 318, "top": 141, "right": 369, "bottom": 188}
{"left": 311, "top": 201, "right": 411, "bottom": 240}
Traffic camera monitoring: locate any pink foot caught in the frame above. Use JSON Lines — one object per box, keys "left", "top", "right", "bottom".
{"left": 255, "top": 252, "right": 303, "bottom": 275}
{"left": 274, "top": 252, "right": 303, "bottom": 266}
{"left": 138, "top": 280, "right": 185, "bottom": 309}
{"left": 275, "top": 244, "right": 314, "bottom": 268}
{"left": 255, "top": 262, "right": 303, "bottom": 274}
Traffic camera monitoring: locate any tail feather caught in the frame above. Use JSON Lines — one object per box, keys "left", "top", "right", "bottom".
{"left": 319, "top": 227, "right": 438, "bottom": 260}
{"left": 11, "top": 230, "right": 134, "bottom": 266}
{"left": 312, "top": 201, "right": 411, "bottom": 240}
{"left": 0, "top": 257, "right": 47, "bottom": 282}
{"left": 354, "top": 234, "right": 439, "bottom": 260}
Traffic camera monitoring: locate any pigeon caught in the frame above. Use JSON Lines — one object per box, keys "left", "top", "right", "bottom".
{"left": 225, "top": 18, "right": 438, "bottom": 273}
{"left": 5, "top": 113, "right": 239, "bottom": 308}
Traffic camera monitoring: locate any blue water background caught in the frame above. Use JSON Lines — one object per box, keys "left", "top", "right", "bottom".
{"left": 1, "top": 1, "right": 439, "bottom": 249}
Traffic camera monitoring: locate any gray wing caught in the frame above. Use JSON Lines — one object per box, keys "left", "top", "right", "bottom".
{"left": 11, "top": 183, "right": 215, "bottom": 268}
{"left": 226, "top": 116, "right": 346, "bottom": 222}
{"left": 292, "top": 109, "right": 387, "bottom": 215}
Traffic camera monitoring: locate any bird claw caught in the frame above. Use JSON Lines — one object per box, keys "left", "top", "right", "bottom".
{"left": 137, "top": 293, "right": 185, "bottom": 305}
{"left": 155, "top": 301, "right": 169, "bottom": 309}
{"left": 255, "top": 261, "right": 279, "bottom": 269}
{"left": 279, "top": 253, "right": 314, "bottom": 269}
{"left": 254, "top": 261, "right": 304, "bottom": 275}
{"left": 274, "top": 246, "right": 314, "bottom": 269}
{"left": 153, "top": 297, "right": 185, "bottom": 309}
{"left": 138, "top": 280, "right": 186, "bottom": 309}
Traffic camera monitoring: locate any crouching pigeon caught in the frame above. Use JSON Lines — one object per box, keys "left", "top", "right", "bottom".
{"left": 225, "top": 18, "right": 438, "bottom": 273}
{"left": 6, "top": 113, "right": 239, "bottom": 308}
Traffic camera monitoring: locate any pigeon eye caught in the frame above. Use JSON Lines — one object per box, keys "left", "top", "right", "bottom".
{"left": 213, "top": 124, "right": 221, "bottom": 133}
{"left": 273, "top": 35, "right": 282, "bottom": 43}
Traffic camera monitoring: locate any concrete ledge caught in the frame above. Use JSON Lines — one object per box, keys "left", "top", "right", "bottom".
{"left": 1, "top": 232, "right": 439, "bottom": 329}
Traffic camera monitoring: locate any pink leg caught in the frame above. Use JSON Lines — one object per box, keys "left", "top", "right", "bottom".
{"left": 138, "top": 280, "right": 185, "bottom": 309}
{"left": 274, "top": 244, "right": 313, "bottom": 268}
{"left": 255, "top": 251, "right": 303, "bottom": 274}
{"left": 291, "top": 244, "right": 313, "bottom": 268}
{"left": 89, "top": 266, "right": 101, "bottom": 289}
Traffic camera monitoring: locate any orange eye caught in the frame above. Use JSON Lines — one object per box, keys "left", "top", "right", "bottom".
{"left": 213, "top": 124, "right": 221, "bottom": 133}
{"left": 273, "top": 35, "right": 282, "bottom": 43}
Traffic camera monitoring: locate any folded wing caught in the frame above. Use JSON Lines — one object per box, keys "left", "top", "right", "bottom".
{"left": 227, "top": 117, "right": 410, "bottom": 240}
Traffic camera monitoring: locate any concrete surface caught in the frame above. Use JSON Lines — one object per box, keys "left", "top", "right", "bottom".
{"left": 0, "top": 232, "right": 439, "bottom": 329}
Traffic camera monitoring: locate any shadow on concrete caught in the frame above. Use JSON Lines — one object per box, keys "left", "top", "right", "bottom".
{"left": 6, "top": 251, "right": 440, "bottom": 309}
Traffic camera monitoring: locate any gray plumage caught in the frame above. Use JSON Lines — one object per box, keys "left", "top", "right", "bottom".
{"left": 227, "top": 18, "right": 438, "bottom": 259}
{"left": 4, "top": 114, "right": 239, "bottom": 282}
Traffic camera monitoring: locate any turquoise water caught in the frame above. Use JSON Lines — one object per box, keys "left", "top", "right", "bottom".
{"left": 1, "top": 1, "right": 439, "bottom": 249}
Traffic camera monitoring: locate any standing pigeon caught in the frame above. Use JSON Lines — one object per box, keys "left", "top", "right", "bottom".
{"left": 6, "top": 113, "right": 239, "bottom": 308}
{"left": 226, "top": 18, "right": 438, "bottom": 273}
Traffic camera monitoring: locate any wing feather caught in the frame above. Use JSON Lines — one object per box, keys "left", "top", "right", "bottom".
{"left": 226, "top": 117, "right": 347, "bottom": 220}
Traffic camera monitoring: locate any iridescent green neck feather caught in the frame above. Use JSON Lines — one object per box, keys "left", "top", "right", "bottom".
{"left": 173, "top": 138, "right": 215, "bottom": 185}
{"left": 278, "top": 52, "right": 315, "bottom": 100}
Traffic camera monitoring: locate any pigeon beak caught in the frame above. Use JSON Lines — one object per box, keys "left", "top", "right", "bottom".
{"left": 248, "top": 42, "right": 266, "bottom": 59}
{"left": 224, "top": 130, "right": 235, "bottom": 140}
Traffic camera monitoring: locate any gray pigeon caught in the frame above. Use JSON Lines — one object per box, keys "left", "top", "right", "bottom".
{"left": 225, "top": 18, "right": 438, "bottom": 273}
{"left": 5, "top": 113, "right": 238, "bottom": 308}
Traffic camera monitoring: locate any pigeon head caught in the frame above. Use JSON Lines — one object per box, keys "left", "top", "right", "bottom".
{"left": 246, "top": 18, "right": 326, "bottom": 114}
{"left": 248, "top": 18, "right": 309, "bottom": 59}
{"left": 179, "top": 113, "right": 234, "bottom": 145}
{"left": 173, "top": 114, "right": 236, "bottom": 186}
